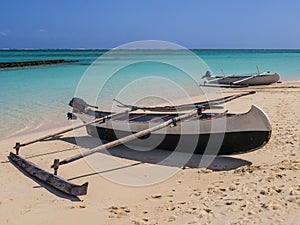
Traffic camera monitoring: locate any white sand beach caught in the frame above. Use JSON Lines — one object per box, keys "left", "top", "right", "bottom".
{"left": 0, "top": 81, "right": 299, "bottom": 225}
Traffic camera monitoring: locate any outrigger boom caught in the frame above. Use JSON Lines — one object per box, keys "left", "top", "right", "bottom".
{"left": 52, "top": 110, "right": 198, "bottom": 167}
{"left": 12, "top": 109, "right": 132, "bottom": 155}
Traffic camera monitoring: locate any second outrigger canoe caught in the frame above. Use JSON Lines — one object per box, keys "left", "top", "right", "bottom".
{"left": 203, "top": 70, "right": 280, "bottom": 86}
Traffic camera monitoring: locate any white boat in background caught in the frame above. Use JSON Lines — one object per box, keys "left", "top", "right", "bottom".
{"left": 203, "top": 70, "right": 280, "bottom": 86}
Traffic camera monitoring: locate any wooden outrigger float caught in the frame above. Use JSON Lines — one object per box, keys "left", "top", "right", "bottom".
{"left": 8, "top": 91, "right": 271, "bottom": 196}
{"left": 9, "top": 152, "right": 89, "bottom": 196}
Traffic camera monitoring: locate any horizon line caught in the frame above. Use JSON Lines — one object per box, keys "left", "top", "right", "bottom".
{"left": 1, "top": 48, "right": 300, "bottom": 51}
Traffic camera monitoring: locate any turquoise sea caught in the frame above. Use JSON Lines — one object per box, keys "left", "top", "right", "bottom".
{"left": 0, "top": 49, "right": 299, "bottom": 139}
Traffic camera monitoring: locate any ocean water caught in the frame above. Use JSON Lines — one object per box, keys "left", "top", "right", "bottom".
{"left": 0, "top": 49, "right": 299, "bottom": 139}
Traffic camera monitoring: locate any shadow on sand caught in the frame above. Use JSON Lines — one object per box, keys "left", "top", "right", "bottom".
{"left": 57, "top": 135, "right": 252, "bottom": 180}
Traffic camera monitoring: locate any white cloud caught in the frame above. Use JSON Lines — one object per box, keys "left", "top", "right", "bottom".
{"left": 0, "top": 31, "right": 7, "bottom": 36}
{"left": 38, "top": 29, "right": 46, "bottom": 33}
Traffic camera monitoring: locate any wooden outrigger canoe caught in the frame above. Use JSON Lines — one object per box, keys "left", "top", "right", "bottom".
{"left": 8, "top": 91, "right": 272, "bottom": 196}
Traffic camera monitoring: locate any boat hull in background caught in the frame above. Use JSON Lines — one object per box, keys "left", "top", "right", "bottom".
{"left": 206, "top": 73, "right": 280, "bottom": 85}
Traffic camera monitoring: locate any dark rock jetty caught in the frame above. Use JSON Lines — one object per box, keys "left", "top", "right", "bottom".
{"left": 0, "top": 59, "right": 77, "bottom": 68}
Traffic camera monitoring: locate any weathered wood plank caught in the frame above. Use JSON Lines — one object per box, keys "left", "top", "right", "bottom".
{"left": 8, "top": 152, "right": 88, "bottom": 196}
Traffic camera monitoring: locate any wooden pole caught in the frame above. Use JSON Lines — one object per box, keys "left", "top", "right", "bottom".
{"left": 232, "top": 67, "right": 263, "bottom": 85}
{"left": 221, "top": 69, "right": 226, "bottom": 76}
{"left": 14, "top": 109, "right": 130, "bottom": 150}
{"left": 114, "top": 91, "right": 255, "bottom": 114}
{"left": 232, "top": 74, "right": 259, "bottom": 84}
{"left": 205, "top": 76, "right": 228, "bottom": 84}
{"left": 55, "top": 110, "right": 197, "bottom": 167}
{"left": 256, "top": 65, "right": 260, "bottom": 74}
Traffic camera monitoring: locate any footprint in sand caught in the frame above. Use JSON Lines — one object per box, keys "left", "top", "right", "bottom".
{"left": 165, "top": 215, "right": 177, "bottom": 222}
{"left": 108, "top": 205, "right": 131, "bottom": 218}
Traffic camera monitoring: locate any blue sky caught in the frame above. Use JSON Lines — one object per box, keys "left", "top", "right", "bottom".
{"left": 1, "top": 0, "right": 300, "bottom": 49}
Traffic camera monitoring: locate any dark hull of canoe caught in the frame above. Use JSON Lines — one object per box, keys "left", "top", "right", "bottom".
{"left": 85, "top": 124, "right": 271, "bottom": 155}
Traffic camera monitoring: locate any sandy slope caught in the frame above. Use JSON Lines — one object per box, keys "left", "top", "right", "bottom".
{"left": 0, "top": 81, "right": 299, "bottom": 225}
